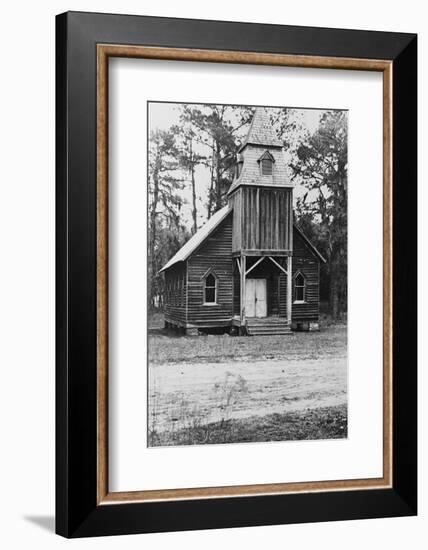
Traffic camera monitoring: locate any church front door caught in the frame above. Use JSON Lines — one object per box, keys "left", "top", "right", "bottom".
{"left": 245, "top": 278, "right": 267, "bottom": 318}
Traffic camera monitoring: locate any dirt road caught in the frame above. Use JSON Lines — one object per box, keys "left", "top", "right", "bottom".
{"left": 149, "top": 356, "right": 347, "bottom": 433}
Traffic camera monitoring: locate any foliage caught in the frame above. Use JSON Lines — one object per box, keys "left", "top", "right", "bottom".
{"left": 171, "top": 119, "right": 205, "bottom": 235}
{"left": 148, "top": 129, "right": 188, "bottom": 307}
{"left": 290, "top": 111, "right": 348, "bottom": 317}
{"left": 178, "top": 104, "right": 253, "bottom": 217}
{"left": 270, "top": 107, "right": 310, "bottom": 152}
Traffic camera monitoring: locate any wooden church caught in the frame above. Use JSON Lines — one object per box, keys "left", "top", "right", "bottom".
{"left": 160, "top": 107, "right": 325, "bottom": 336}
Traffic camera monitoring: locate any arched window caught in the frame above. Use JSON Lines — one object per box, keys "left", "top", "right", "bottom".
{"left": 294, "top": 272, "right": 306, "bottom": 303}
{"left": 204, "top": 273, "right": 217, "bottom": 304}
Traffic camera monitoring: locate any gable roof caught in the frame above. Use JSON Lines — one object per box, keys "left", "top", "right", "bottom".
{"left": 238, "top": 107, "right": 282, "bottom": 152}
{"left": 258, "top": 150, "right": 276, "bottom": 163}
{"left": 293, "top": 224, "right": 327, "bottom": 263}
{"left": 159, "top": 205, "right": 232, "bottom": 272}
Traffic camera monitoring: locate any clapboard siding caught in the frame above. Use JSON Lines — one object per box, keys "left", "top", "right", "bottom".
{"left": 164, "top": 263, "right": 187, "bottom": 325}
{"left": 233, "top": 265, "right": 240, "bottom": 317}
{"left": 291, "top": 228, "right": 320, "bottom": 321}
{"left": 268, "top": 275, "right": 280, "bottom": 316}
{"left": 279, "top": 273, "right": 288, "bottom": 318}
{"left": 187, "top": 213, "right": 233, "bottom": 326}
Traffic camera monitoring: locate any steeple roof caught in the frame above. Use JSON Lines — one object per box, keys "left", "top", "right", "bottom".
{"left": 238, "top": 107, "right": 282, "bottom": 152}
{"left": 228, "top": 107, "right": 292, "bottom": 196}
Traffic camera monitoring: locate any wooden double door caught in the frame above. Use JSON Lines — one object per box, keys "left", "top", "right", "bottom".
{"left": 245, "top": 278, "right": 267, "bottom": 318}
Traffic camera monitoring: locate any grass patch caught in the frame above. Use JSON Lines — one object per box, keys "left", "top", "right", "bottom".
{"left": 148, "top": 322, "right": 347, "bottom": 365}
{"left": 149, "top": 404, "right": 347, "bottom": 447}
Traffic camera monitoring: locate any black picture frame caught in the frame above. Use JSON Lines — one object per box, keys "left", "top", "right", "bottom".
{"left": 56, "top": 11, "right": 417, "bottom": 538}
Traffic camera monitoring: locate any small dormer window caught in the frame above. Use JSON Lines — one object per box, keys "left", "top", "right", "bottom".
{"left": 204, "top": 272, "right": 217, "bottom": 304}
{"left": 258, "top": 150, "right": 275, "bottom": 176}
{"left": 236, "top": 161, "right": 243, "bottom": 178}
{"left": 261, "top": 158, "right": 273, "bottom": 175}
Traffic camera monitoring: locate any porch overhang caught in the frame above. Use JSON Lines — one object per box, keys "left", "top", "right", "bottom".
{"left": 232, "top": 249, "right": 292, "bottom": 257}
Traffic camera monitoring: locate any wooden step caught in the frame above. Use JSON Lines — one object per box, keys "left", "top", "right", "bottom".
{"left": 246, "top": 321, "right": 290, "bottom": 326}
{"left": 247, "top": 323, "right": 290, "bottom": 329}
{"left": 245, "top": 317, "right": 292, "bottom": 336}
{"left": 249, "top": 332, "right": 292, "bottom": 336}
{"left": 247, "top": 326, "right": 292, "bottom": 336}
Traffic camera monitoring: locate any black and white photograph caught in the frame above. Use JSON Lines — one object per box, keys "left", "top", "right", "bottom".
{"left": 0, "top": 0, "right": 420, "bottom": 544}
{"left": 147, "top": 102, "right": 348, "bottom": 447}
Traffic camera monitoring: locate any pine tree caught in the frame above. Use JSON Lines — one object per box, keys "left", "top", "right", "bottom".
{"left": 148, "top": 129, "right": 184, "bottom": 308}
{"left": 291, "top": 111, "right": 348, "bottom": 318}
{"left": 178, "top": 104, "right": 252, "bottom": 218}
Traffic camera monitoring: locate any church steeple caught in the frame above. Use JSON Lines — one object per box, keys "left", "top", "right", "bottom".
{"left": 238, "top": 107, "right": 282, "bottom": 152}
{"left": 228, "top": 107, "right": 292, "bottom": 196}
{"left": 228, "top": 107, "right": 294, "bottom": 255}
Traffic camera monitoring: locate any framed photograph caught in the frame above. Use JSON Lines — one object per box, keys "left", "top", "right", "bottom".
{"left": 56, "top": 11, "right": 417, "bottom": 537}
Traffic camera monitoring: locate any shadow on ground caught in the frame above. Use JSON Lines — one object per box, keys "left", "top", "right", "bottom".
{"left": 24, "top": 515, "right": 55, "bottom": 533}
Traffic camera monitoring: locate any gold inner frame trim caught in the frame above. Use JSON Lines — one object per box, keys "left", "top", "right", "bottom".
{"left": 96, "top": 44, "right": 393, "bottom": 505}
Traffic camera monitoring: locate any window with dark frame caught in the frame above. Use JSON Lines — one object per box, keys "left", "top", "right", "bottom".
{"left": 294, "top": 272, "right": 306, "bottom": 302}
{"left": 204, "top": 273, "right": 217, "bottom": 304}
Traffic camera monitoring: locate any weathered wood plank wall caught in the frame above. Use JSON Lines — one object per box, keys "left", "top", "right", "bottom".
{"left": 290, "top": 229, "right": 320, "bottom": 321}
{"left": 164, "top": 262, "right": 187, "bottom": 325}
{"left": 187, "top": 214, "right": 233, "bottom": 327}
{"left": 231, "top": 187, "right": 292, "bottom": 253}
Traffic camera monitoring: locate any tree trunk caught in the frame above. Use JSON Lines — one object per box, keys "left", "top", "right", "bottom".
{"left": 207, "top": 142, "right": 215, "bottom": 219}
{"left": 329, "top": 252, "right": 340, "bottom": 319}
{"left": 215, "top": 141, "right": 222, "bottom": 211}
{"left": 190, "top": 140, "right": 197, "bottom": 235}
{"left": 149, "top": 158, "right": 160, "bottom": 309}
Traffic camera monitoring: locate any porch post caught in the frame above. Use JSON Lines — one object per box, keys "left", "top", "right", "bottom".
{"left": 287, "top": 255, "right": 292, "bottom": 325}
{"left": 240, "top": 254, "right": 246, "bottom": 327}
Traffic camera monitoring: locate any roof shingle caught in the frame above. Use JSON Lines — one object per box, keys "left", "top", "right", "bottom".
{"left": 239, "top": 107, "right": 282, "bottom": 151}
